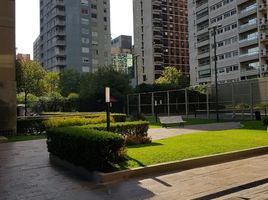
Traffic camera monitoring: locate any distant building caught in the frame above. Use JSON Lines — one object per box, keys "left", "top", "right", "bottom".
{"left": 188, "top": 0, "right": 268, "bottom": 85}
{"left": 111, "top": 35, "right": 133, "bottom": 75}
{"left": 0, "top": 0, "right": 16, "bottom": 135}
{"left": 16, "top": 53, "right": 31, "bottom": 61}
{"left": 34, "top": 0, "right": 111, "bottom": 73}
{"left": 133, "top": 0, "right": 189, "bottom": 85}
{"left": 33, "top": 36, "right": 41, "bottom": 62}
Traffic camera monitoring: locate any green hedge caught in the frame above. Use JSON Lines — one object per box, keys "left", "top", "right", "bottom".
{"left": 47, "top": 127, "right": 125, "bottom": 171}
{"left": 17, "top": 118, "right": 46, "bottom": 134}
{"left": 80, "top": 121, "right": 150, "bottom": 145}
{"left": 43, "top": 115, "right": 115, "bottom": 128}
{"left": 81, "top": 121, "right": 149, "bottom": 137}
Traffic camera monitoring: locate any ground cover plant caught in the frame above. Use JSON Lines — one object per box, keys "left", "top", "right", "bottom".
{"left": 117, "top": 121, "right": 268, "bottom": 169}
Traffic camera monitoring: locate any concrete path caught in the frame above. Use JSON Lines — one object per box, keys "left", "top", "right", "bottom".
{"left": 148, "top": 122, "right": 242, "bottom": 140}
{"left": 1, "top": 139, "right": 268, "bottom": 199}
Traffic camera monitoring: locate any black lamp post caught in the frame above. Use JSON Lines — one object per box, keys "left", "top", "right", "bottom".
{"left": 208, "top": 24, "right": 222, "bottom": 122}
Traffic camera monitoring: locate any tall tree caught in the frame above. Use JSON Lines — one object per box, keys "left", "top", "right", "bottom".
{"left": 44, "top": 71, "right": 60, "bottom": 94}
{"left": 155, "top": 66, "right": 189, "bottom": 87}
{"left": 59, "top": 69, "right": 81, "bottom": 97}
{"left": 16, "top": 60, "right": 47, "bottom": 115}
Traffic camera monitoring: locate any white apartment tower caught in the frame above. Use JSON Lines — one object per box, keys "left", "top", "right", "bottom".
{"left": 189, "top": 0, "right": 268, "bottom": 85}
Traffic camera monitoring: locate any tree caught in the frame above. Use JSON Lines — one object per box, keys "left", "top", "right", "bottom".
{"left": 155, "top": 66, "right": 189, "bottom": 87}
{"left": 44, "top": 71, "right": 60, "bottom": 94}
{"left": 80, "top": 66, "right": 132, "bottom": 112}
{"left": 59, "top": 69, "right": 81, "bottom": 97}
{"left": 16, "top": 60, "right": 47, "bottom": 115}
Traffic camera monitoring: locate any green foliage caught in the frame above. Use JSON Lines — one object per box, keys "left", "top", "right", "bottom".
{"left": 59, "top": 69, "right": 81, "bottom": 97}
{"left": 263, "top": 116, "right": 268, "bottom": 126}
{"left": 43, "top": 115, "right": 115, "bottom": 128}
{"left": 17, "top": 118, "right": 46, "bottom": 134}
{"left": 44, "top": 71, "right": 60, "bottom": 93}
{"left": 155, "top": 67, "right": 189, "bottom": 86}
{"left": 81, "top": 121, "right": 150, "bottom": 145}
{"left": 80, "top": 66, "right": 132, "bottom": 112}
{"left": 16, "top": 60, "right": 47, "bottom": 115}
{"left": 67, "top": 93, "right": 79, "bottom": 100}
{"left": 47, "top": 127, "right": 126, "bottom": 171}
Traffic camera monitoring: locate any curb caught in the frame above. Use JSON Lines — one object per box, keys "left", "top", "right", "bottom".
{"left": 50, "top": 146, "right": 268, "bottom": 185}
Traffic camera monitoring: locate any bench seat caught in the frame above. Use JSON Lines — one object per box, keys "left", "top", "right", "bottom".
{"left": 159, "top": 116, "right": 186, "bottom": 127}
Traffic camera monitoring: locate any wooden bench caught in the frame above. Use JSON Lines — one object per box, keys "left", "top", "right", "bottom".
{"left": 159, "top": 116, "right": 186, "bottom": 128}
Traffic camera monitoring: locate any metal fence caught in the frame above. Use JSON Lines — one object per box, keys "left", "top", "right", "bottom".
{"left": 127, "top": 77, "right": 268, "bottom": 120}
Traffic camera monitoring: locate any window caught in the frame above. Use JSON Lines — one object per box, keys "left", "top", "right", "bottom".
{"left": 81, "top": 18, "right": 89, "bottom": 25}
{"left": 81, "top": 0, "right": 88, "bottom": 5}
{"left": 91, "top": 13, "right": 97, "bottom": 18}
{"left": 82, "top": 28, "right": 89, "bottom": 34}
{"left": 82, "top": 47, "right": 89, "bottom": 53}
{"left": 82, "top": 57, "right": 89, "bottom": 63}
{"left": 92, "top": 32, "right": 98, "bottom": 37}
{"left": 82, "top": 66, "right": 90, "bottom": 72}
{"left": 81, "top": 37, "right": 89, "bottom": 43}
{"left": 81, "top": 9, "right": 89, "bottom": 15}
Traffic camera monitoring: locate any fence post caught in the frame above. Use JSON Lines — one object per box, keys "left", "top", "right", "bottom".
{"left": 151, "top": 92, "right": 154, "bottom": 116}
{"left": 138, "top": 94, "right": 141, "bottom": 114}
{"left": 185, "top": 88, "right": 188, "bottom": 118}
{"left": 167, "top": 91, "right": 170, "bottom": 116}
{"left": 250, "top": 82, "right": 254, "bottom": 120}
{"left": 206, "top": 86, "right": 210, "bottom": 119}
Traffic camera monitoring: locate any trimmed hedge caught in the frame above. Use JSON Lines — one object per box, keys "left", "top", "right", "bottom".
{"left": 80, "top": 121, "right": 151, "bottom": 145}
{"left": 43, "top": 115, "right": 115, "bottom": 128}
{"left": 17, "top": 118, "right": 46, "bottom": 134}
{"left": 81, "top": 121, "right": 149, "bottom": 137}
{"left": 47, "top": 127, "right": 125, "bottom": 171}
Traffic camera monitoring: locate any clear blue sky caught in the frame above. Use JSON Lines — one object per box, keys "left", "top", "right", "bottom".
{"left": 15, "top": 0, "right": 133, "bottom": 58}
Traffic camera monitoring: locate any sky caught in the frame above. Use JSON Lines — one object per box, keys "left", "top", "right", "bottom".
{"left": 15, "top": 0, "right": 133, "bottom": 58}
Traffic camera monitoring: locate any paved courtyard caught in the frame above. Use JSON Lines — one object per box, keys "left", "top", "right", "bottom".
{"left": 148, "top": 122, "right": 241, "bottom": 140}
{"left": 1, "top": 139, "right": 268, "bottom": 200}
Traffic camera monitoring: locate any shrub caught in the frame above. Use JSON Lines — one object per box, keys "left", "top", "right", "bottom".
{"left": 47, "top": 127, "right": 126, "bottom": 171}
{"left": 17, "top": 118, "right": 46, "bottom": 135}
{"left": 263, "top": 117, "right": 268, "bottom": 126}
{"left": 81, "top": 121, "right": 151, "bottom": 145}
{"left": 43, "top": 115, "right": 115, "bottom": 128}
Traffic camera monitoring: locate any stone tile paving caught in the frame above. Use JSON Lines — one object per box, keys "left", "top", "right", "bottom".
{"left": 1, "top": 139, "right": 268, "bottom": 200}
{"left": 148, "top": 122, "right": 242, "bottom": 140}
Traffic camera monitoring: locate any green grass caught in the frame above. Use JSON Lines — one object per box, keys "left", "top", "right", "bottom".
{"left": 146, "top": 116, "right": 222, "bottom": 128}
{"left": 7, "top": 135, "right": 46, "bottom": 142}
{"left": 118, "top": 121, "right": 268, "bottom": 169}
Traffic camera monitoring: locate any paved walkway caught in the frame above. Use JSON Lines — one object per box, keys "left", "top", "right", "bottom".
{"left": 148, "top": 122, "right": 242, "bottom": 140}
{"left": 1, "top": 139, "right": 268, "bottom": 199}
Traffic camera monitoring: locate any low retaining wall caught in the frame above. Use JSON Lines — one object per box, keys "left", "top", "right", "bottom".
{"left": 50, "top": 145, "right": 268, "bottom": 185}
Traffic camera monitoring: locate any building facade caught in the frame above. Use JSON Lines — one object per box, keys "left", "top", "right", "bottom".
{"left": 189, "top": 0, "right": 268, "bottom": 85}
{"left": 35, "top": 0, "right": 111, "bottom": 73}
{"left": 133, "top": 0, "right": 189, "bottom": 85}
{"left": 0, "top": 0, "right": 16, "bottom": 135}
{"left": 17, "top": 53, "right": 31, "bottom": 61}
{"left": 111, "top": 35, "right": 133, "bottom": 75}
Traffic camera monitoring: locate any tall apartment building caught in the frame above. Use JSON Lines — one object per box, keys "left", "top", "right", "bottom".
{"left": 34, "top": 0, "right": 111, "bottom": 73}
{"left": 0, "top": 0, "right": 16, "bottom": 134}
{"left": 133, "top": 0, "right": 189, "bottom": 85}
{"left": 111, "top": 35, "right": 133, "bottom": 75}
{"left": 189, "top": 0, "right": 268, "bottom": 85}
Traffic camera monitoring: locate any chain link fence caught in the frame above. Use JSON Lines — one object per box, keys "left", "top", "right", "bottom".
{"left": 127, "top": 78, "right": 268, "bottom": 120}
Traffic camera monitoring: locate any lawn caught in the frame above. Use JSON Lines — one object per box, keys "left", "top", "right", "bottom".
{"left": 7, "top": 135, "right": 46, "bottom": 142}
{"left": 146, "top": 116, "right": 223, "bottom": 128}
{"left": 118, "top": 121, "right": 268, "bottom": 169}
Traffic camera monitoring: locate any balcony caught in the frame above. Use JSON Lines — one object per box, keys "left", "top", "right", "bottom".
{"left": 238, "top": 4, "right": 257, "bottom": 19}
{"left": 197, "top": 39, "right": 210, "bottom": 48}
{"left": 239, "top": 20, "right": 257, "bottom": 33}
{"left": 239, "top": 51, "right": 259, "bottom": 62}
{"left": 239, "top": 36, "right": 258, "bottom": 48}
{"left": 196, "top": 15, "right": 209, "bottom": 25}
{"left": 197, "top": 52, "right": 210, "bottom": 59}
{"left": 240, "top": 68, "right": 260, "bottom": 77}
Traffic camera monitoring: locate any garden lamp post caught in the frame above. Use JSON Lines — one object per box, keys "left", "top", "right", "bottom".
{"left": 105, "top": 87, "right": 110, "bottom": 131}
{"left": 208, "top": 24, "right": 222, "bottom": 122}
